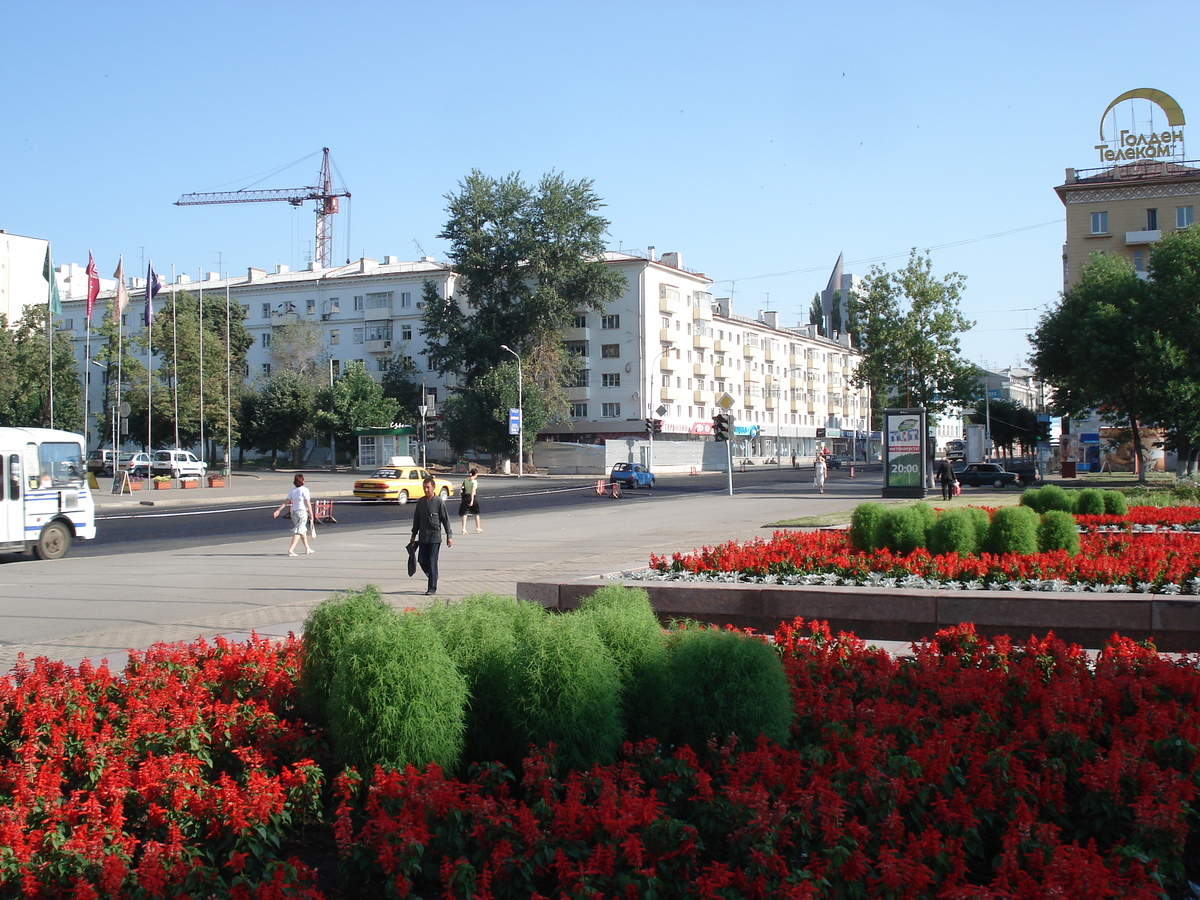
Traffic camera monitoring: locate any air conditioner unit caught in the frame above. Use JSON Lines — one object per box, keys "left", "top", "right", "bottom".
{"left": 382, "top": 340, "right": 392, "bottom": 348}
{"left": 321, "top": 313, "right": 331, "bottom": 321}
{"left": 416, "top": 301, "right": 426, "bottom": 309}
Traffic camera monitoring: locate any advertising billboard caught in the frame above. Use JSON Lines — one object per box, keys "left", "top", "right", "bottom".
{"left": 882, "top": 408, "right": 927, "bottom": 498}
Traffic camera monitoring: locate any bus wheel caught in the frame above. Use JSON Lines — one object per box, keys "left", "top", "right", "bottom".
{"left": 34, "top": 522, "right": 71, "bottom": 560}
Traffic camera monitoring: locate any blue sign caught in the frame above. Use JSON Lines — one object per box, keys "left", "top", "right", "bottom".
{"left": 508, "top": 408, "right": 521, "bottom": 435}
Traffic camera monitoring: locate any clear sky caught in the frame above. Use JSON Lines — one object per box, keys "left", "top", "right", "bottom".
{"left": 3, "top": 0, "right": 1196, "bottom": 368}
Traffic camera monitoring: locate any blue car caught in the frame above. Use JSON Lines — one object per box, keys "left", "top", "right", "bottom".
{"left": 611, "top": 462, "right": 655, "bottom": 489}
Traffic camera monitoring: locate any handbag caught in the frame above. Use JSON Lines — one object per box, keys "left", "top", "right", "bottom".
{"left": 406, "top": 540, "right": 418, "bottom": 577}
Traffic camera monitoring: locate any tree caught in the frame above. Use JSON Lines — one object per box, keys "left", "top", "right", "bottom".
{"left": 829, "top": 290, "right": 843, "bottom": 334}
{"left": 808, "top": 293, "right": 824, "bottom": 336}
{"left": 380, "top": 351, "right": 425, "bottom": 427}
{"left": 313, "top": 361, "right": 399, "bottom": 455}
{"left": 0, "top": 305, "right": 82, "bottom": 431}
{"left": 269, "top": 317, "right": 328, "bottom": 380}
{"left": 422, "top": 170, "right": 626, "bottom": 456}
{"left": 239, "top": 371, "right": 316, "bottom": 468}
{"left": 1030, "top": 252, "right": 1156, "bottom": 482}
{"left": 850, "top": 250, "right": 977, "bottom": 419}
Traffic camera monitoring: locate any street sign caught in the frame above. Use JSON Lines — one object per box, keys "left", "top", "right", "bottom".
{"left": 717, "top": 392, "right": 735, "bottom": 411}
{"left": 656, "top": 404, "right": 667, "bottom": 418}
{"left": 508, "top": 408, "right": 521, "bottom": 435}
{"left": 118, "top": 402, "right": 131, "bottom": 417}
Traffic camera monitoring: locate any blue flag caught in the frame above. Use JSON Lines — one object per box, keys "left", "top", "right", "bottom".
{"left": 145, "top": 262, "right": 162, "bottom": 327}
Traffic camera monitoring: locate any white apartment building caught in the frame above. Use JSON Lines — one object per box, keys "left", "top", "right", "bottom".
{"left": 50, "top": 248, "right": 871, "bottom": 463}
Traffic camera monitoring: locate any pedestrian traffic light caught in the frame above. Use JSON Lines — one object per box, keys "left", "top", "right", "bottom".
{"left": 645, "top": 418, "right": 655, "bottom": 435}
{"left": 712, "top": 413, "right": 730, "bottom": 442}
{"left": 653, "top": 418, "right": 663, "bottom": 435}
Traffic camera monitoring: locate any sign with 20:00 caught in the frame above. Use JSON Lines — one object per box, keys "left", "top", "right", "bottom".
{"left": 885, "top": 413, "right": 923, "bottom": 488}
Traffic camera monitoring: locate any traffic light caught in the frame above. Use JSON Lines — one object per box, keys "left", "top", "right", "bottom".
{"left": 653, "top": 418, "right": 663, "bottom": 435}
{"left": 712, "top": 413, "right": 730, "bottom": 442}
{"left": 645, "top": 418, "right": 655, "bottom": 435}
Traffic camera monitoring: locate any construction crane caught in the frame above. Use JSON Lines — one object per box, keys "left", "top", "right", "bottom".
{"left": 175, "top": 148, "right": 351, "bottom": 268}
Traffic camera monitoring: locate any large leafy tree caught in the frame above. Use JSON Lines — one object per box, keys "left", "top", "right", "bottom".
{"left": 0, "top": 306, "right": 82, "bottom": 431}
{"left": 850, "top": 250, "right": 977, "bottom": 421}
{"left": 1029, "top": 252, "right": 1156, "bottom": 481}
{"left": 238, "top": 371, "right": 316, "bottom": 468}
{"left": 422, "top": 170, "right": 625, "bottom": 456}
{"left": 313, "top": 360, "right": 399, "bottom": 455}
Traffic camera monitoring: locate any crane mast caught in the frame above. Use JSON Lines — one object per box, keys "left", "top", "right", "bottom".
{"left": 175, "top": 148, "right": 351, "bottom": 268}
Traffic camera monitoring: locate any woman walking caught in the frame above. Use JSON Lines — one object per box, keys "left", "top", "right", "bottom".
{"left": 459, "top": 467, "right": 482, "bottom": 533}
{"left": 814, "top": 453, "right": 828, "bottom": 494}
{"left": 272, "top": 473, "right": 314, "bottom": 556}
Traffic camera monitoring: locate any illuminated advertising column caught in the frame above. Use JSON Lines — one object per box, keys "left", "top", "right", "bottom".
{"left": 882, "top": 408, "right": 927, "bottom": 499}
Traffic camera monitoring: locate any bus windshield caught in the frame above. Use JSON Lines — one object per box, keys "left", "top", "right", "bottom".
{"left": 32, "top": 441, "right": 85, "bottom": 489}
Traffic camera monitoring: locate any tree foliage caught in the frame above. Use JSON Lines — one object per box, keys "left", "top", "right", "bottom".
{"left": 238, "top": 371, "right": 316, "bottom": 467}
{"left": 0, "top": 306, "right": 82, "bottom": 431}
{"left": 850, "top": 250, "right": 977, "bottom": 418}
{"left": 422, "top": 170, "right": 626, "bottom": 455}
{"left": 313, "top": 360, "right": 400, "bottom": 451}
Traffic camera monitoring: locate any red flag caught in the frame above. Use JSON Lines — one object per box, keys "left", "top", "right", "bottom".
{"left": 86, "top": 252, "right": 100, "bottom": 318}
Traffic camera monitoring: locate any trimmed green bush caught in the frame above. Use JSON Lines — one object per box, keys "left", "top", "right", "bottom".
{"left": 298, "top": 586, "right": 395, "bottom": 724}
{"left": 1038, "top": 509, "right": 1081, "bottom": 555}
{"left": 963, "top": 506, "right": 992, "bottom": 548}
{"left": 658, "top": 627, "right": 792, "bottom": 750}
{"left": 849, "top": 502, "right": 887, "bottom": 551}
{"left": 423, "top": 594, "right": 543, "bottom": 767}
{"left": 872, "top": 506, "right": 927, "bottom": 554}
{"left": 328, "top": 610, "right": 467, "bottom": 772}
{"left": 575, "top": 585, "right": 668, "bottom": 740}
{"left": 1037, "top": 484, "right": 1075, "bottom": 513}
{"left": 910, "top": 502, "right": 937, "bottom": 545}
{"left": 510, "top": 613, "right": 623, "bottom": 771}
{"left": 929, "top": 508, "right": 984, "bottom": 556}
{"left": 1104, "top": 490, "right": 1129, "bottom": 516}
{"left": 985, "top": 506, "right": 1041, "bottom": 556}
{"left": 1074, "top": 488, "right": 1106, "bottom": 517}
{"left": 1019, "top": 487, "right": 1047, "bottom": 513}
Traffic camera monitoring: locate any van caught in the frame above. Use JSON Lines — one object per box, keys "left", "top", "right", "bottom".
{"left": 86, "top": 449, "right": 117, "bottom": 476}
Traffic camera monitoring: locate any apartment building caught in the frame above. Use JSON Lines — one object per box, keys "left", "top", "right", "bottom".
{"left": 52, "top": 248, "right": 870, "bottom": 462}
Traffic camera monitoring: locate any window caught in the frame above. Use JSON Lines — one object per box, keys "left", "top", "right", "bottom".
{"left": 328, "top": 297, "right": 340, "bottom": 313}
{"left": 61, "top": 318, "right": 73, "bottom": 331}
{"left": 261, "top": 303, "right": 271, "bottom": 319}
{"left": 659, "top": 285, "right": 680, "bottom": 304}
{"left": 661, "top": 316, "right": 670, "bottom": 329}
{"left": 602, "top": 373, "right": 620, "bottom": 387}
{"left": 378, "top": 358, "right": 389, "bottom": 371}
{"left": 262, "top": 363, "right": 271, "bottom": 375}
{"left": 1090, "top": 211, "right": 1108, "bottom": 235}
{"left": 570, "top": 403, "right": 587, "bottom": 418}
{"left": 601, "top": 344, "right": 620, "bottom": 358}
{"left": 306, "top": 298, "right": 316, "bottom": 314}
{"left": 241, "top": 304, "right": 250, "bottom": 318}
{"left": 353, "top": 295, "right": 364, "bottom": 311}
{"left": 330, "top": 330, "right": 340, "bottom": 345}
{"left": 399, "top": 292, "right": 412, "bottom": 309}
{"left": 401, "top": 325, "right": 412, "bottom": 340}
{"left": 331, "top": 360, "right": 340, "bottom": 377}
{"left": 1179, "top": 206, "right": 1195, "bottom": 228}
{"left": 1146, "top": 208, "right": 1158, "bottom": 231}
{"left": 573, "top": 313, "right": 587, "bottom": 328}
{"left": 365, "top": 323, "right": 392, "bottom": 342}
{"left": 567, "top": 368, "right": 589, "bottom": 388}
{"left": 601, "top": 314, "right": 619, "bottom": 329}
{"left": 366, "top": 291, "right": 392, "bottom": 310}
{"left": 601, "top": 402, "right": 621, "bottom": 418}
{"left": 564, "top": 340, "right": 589, "bottom": 357}
{"left": 353, "top": 327, "right": 364, "bottom": 344}
{"left": 1133, "top": 250, "right": 1145, "bottom": 272}
{"left": 261, "top": 333, "right": 271, "bottom": 347}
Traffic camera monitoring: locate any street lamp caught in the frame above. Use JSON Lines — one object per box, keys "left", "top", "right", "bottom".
{"left": 500, "top": 344, "right": 523, "bottom": 477}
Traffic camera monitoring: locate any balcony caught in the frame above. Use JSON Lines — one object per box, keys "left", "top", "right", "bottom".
{"left": 365, "top": 339, "right": 393, "bottom": 353}
{"left": 659, "top": 328, "right": 674, "bottom": 343}
{"left": 693, "top": 333, "right": 713, "bottom": 349}
{"left": 713, "top": 339, "right": 727, "bottom": 353}
{"left": 693, "top": 363, "right": 706, "bottom": 376}
{"left": 363, "top": 306, "right": 392, "bottom": 321}
{"left": 660, "top": 355, "right": 674, "bottom": 371}
{"left": 693, "top": 390, "right": 709, "bottom": 404}
{"left": 1125, "top": 230, "right": 1162, "bottom": 244}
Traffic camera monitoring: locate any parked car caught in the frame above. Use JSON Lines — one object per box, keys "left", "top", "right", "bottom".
{"left": 86, "top": 449, "right": 117, "bottom": 476}
{"left": 353, "top": 465, "right": 454, "bottom": 504}
{"left": 149, "top": 449, "right": 208, "bottom": 479}
{"left": 824, "top": 454, "right": 852, "bottom": 469}
{"left": 119, "top": 452, "right": 151, "bottom": 478}
{"left": 610, "top": 462, "right": 655, "bottom": 489}
{"left": 954, "top": 462, "right": 1019, "bottom": 489}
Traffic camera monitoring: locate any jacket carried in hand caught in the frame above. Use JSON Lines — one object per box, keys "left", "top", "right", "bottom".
{"left": 411, "top": 495, "right": 452, "bottom": 543}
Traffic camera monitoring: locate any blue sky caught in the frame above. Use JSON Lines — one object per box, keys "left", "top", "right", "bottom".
{"left": 3, "top": 0, "right": 1196, "bottom": 368}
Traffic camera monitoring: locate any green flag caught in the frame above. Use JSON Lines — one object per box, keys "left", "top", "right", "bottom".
{"left": 43, "top": 244, "right": 61, "bottom": 315}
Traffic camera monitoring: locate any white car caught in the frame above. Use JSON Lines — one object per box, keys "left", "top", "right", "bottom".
{"left": 149, "top": 449, "right": 208, "bottom": 479}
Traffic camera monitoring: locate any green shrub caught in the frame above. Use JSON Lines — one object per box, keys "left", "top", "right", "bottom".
{"left": 1104, "top": 490, "right": 1129, "bottom": 516}
{"left": 910, "top": 502, "right": 937, "bottom": 545}
{"left": 929, "top": 508, "right": 984, "bottom": 556}
{"left": 849, "top": 502, "right": 887, "bottom": 551}
{"left": 1074, "top": 488, "right": 1106, "bottom": 516}
{"left": 872, "top": 506, "right": 927, "bottom": 554}
{"left": 575, "top": 585, "right": 668, "bottom": 740}
{"left": 1037, "top": 484, "right": 1075, "bottom": 513}
{"left": 984, "top": 506, "right": 1040, "bottom": 556}
{"left": 328, "top": 609, "right": 467, "bottom": 772}
{"left": 298, "top": 586, "right": 395, "bottom": 724}
{"left": 963, "top": 506, "right": 992, "bottom": 547}
{"left": 423, "top": 594, "right": 544, "bottom": 767}
{"left": 1038, "top": 510, "right": 1081, "bottom": 555}
{"left": 658, "top": 627, "right": 792, "bottom": 750}
{"left": 1019, "top": 487, "right": 1047, "bottom": 513}
{"left": 510, "top": 614, "right": 623, "bottom": 771}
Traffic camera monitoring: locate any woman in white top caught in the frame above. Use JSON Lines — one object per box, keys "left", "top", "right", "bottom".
{"left": 272, "top": 473, "right": 314, "bottom": 556}
{"left": 814, "top": 454, "right": 828, "bottom": 494}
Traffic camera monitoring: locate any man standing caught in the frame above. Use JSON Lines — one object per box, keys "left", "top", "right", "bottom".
{"left": 937, "top": 457, "right": 957, "bottom": 501}
{"left": 410, "top": 476, "right": 453, "bottom": 595}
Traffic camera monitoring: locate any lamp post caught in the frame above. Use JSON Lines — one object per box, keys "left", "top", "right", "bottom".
{"left": 328, "top": 359, "right": 337, "bottom": 473}
{"left": 648, "top": 347, "right": 668, "bottom": 473}
{"left": 500, "top": 344, "right": 523, "bottom": 477}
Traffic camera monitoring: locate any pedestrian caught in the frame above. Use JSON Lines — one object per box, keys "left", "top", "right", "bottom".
{"left": 411, "top": 475, "right": 453, "bottom": 595}
{"left": 272, "top": 473, "right": 314, "bottom": 557}
{"left": 459, "top": 467, "right": 482, "bottom": 534}
{"left": 814, "top": 453, "right": 827, "bottom": 494}
{"left": 937, "top": 457, "right": 957, "bottom": 501}
{"left": 791, "top": 449, "right": 797, "bottom": 469}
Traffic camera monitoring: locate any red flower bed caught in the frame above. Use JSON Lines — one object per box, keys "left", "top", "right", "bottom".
{"left": 3, "top": 624, "right": 1200, "bottom": 898}
{"left": 649, "top": 507, "right": 1200, "bottom": 590}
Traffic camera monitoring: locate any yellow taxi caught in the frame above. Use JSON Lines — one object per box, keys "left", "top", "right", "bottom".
{"left": 353, "top": 461, "right": 455, "bottom": 504}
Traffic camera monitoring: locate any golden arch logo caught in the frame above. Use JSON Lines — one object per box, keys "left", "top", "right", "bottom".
{"left": 1096, "top": 88, "right": 1186, "bottom": 164}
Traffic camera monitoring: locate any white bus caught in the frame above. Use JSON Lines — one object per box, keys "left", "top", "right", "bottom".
{"left": 0, "top": 428, "right": 96, "bottom": 559}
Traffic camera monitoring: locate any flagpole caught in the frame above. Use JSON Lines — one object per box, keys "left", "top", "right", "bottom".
{"left": 171, "top": 266, "right": 179, "bottom": 450}
{"left": 46, "top": 243, "right": 54, "bottom": 429}
{"left": 84, "top": 251, "right": 99, "bottom": 449}
{"left": 225, "top": 276, "right": 231, "bottom": 476}
{"left": 199, "top": 270, "right": 205, "bottom": 466}
{"left": 114, "top": 257, "right": 126, "bottom": 454}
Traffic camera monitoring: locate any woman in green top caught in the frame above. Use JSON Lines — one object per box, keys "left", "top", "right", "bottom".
{"left": 459, "top": 468, "right": 482, "bottom": 533}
